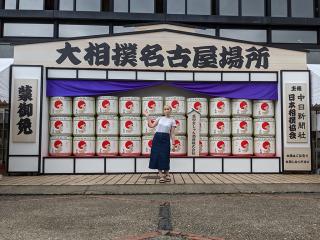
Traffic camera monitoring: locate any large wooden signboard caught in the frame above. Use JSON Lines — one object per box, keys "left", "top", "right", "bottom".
{"left": 14, "top": 26, "right": 307, "bottom": 72}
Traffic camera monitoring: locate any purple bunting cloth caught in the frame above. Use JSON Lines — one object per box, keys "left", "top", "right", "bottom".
{"left": 46, "top": 79, "right": 278, "bottom": 100}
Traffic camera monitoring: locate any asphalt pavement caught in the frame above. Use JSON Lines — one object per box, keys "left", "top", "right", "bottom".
{"left": 0, "top": 193, "right": 319, "bottom": 240}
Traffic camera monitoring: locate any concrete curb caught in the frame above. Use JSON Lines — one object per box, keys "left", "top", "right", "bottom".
{"left": 0, "top": 183, "right": 320, "bottom": 195}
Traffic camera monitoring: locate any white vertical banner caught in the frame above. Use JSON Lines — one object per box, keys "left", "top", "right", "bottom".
{"left": 282, "top": 71, "right": 311, "bottom": 171}
{"left": 187, "top": 109, "right": 200, "bottom": 156}
{"left": 12, "top": 79, "right": 38, "bottom": 142}
{"left": 8, "top": 65, "right": 42, "bottom": 173}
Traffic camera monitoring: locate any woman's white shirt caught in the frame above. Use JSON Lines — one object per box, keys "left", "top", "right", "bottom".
{"left": 155, "top": 116, "right": 176, "bottom": 133}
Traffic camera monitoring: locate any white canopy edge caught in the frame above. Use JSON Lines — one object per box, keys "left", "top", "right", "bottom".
{"left": 0, "top": 58, "right": 13, "bottom": 103}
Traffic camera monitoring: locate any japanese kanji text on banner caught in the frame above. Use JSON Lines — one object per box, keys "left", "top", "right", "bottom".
{"left": 12, "top": 79, "right": 38, "bottom": 143}
{"left": 282, "top": 71, "right": 311, "bottom": 171}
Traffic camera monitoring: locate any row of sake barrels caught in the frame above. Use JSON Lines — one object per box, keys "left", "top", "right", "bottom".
{"left": 50, "top": 115, "right": 190, "bottom": 136}
{"left": 210, "top": 136, "right": 276, "bottom": 157}
{"left": 50, "top": 96, "right": 275, "bottom": 118}
{"left": 49, "top": 135, "right": 275, "bottom": 157}
{"left": 49, "top": 96, "right": 204, "bottom": 116}
{"left": 50, "top": 115, "right": 275, "bottom": 137}
{"left": 215, "top": 98, "right": 275, "bottom": 118}
{"left": 49, "top": 136, "right": 188, "bottom": 157}
{"left": 209, "top": 117, "right": 276, "bottom": 137}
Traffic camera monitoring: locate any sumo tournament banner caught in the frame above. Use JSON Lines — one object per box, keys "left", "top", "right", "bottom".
{"left": 12, "top": 79, "right": 38, "bottom": 143}
{"left": 187, "top": 109, "right": 200, "bottom": 156}
{"left": 282, "top": 71, "right": 311, "bottom": 172}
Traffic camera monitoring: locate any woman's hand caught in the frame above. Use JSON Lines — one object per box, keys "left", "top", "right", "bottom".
{"left": 143, "top": 110, "right": 149, "bottom": 117}
{"left": 171, "top": 138, "right": 176, "bottom": 152}
{"left": 170, "top": 127, "right": 176, "bottom": 152}
{"left": 171, "top": 144, "right": 175, "bottom": 152}
{"left": 146, "top": 114, "right": 158, "bottom": 128}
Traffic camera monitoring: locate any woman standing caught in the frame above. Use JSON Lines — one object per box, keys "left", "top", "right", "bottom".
{"left": 145, "top": 105, "right": 176, "bottom": 183}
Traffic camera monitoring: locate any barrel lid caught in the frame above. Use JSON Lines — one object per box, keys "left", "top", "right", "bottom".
{"left": 74, "top": 96, "right": 95, "bottom": 100}
{"left": 210, "top": 117, "right": 231, "bottom": 121}
{"left": 254, "top": 137, "right": 275, "bottom": 140}
{"left": 253, "top": 118, "right": 275, "bottom": 122}
{"left": 96, "top": 136, "right": 119, "bottom": 140}
{"left": 50, "top": 116, "right": 72, "bottom": 120}
{"left": 210, "top": 136, "right": 231, "bottom": 140}
{"left": 142, "top": 96, "right": 163, "bottom": 100}
{"left": 97, "top": 115, "right": 118, "bottom": 120}
{"left": 232, "top": 136, "right": 253, "bottom": 140}
{"left": 175, "top": 135, "right": 187, "bottom": 139}
{"left": 51, "top": 96, "right": 72, "bottom": 100}
{"left": 50, "top": 136, "right": 72, "bottom": 140}
{"left": 165, "top": 96, "right": 185, "bottom": 100}
{"left": 73, "top": 136, "right": 96, "bottom": 140}
{"left": 232, "top": 117, "right": 252, "bottom": 121}
{"left": 97, "top": 96, "right": 118, "bottom": 100}
{"left": 120, "top": 136, "right": 141, "bottom": 140}
{"left": 119, "top": 97, "right": 140, "bottom": 100}
{"left": 142, "top": 135, "right": 154, "bottom": 140}
{"left": 187, "top": 98, "right": 207, "bottom": 101}
{"left": 120, "top": 116, "right": 141, "bottom": 120}
{"left": 74, "top": 116, "right": 95, "bottom": 120}
{"left": 210, "top": 97, "right": 230, "bottom": 101}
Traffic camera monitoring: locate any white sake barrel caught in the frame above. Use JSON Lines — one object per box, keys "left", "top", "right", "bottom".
{"left": 50, "top": 117, "right": 72, "bottom": 136}
{"left": 96, "top": 96, "right": 118, "bottom": 115}
{"left": 73, "top": 116, "right": 95, "bottom": 136}
{"left": 119, "top": 136, "right": 141, "bottom": 156}
{"left": 253, "top": 100, "right": 274, "bottom": 118}
{"left": 165, "top": 96, "right": 186, "bottom": 115}
{"left": 142, "top": 96, "right": 163, "bottom": 116}
{"left": 210, "top": 98, "right": 231, "bottom": 117}
{"left": 50, "top": 97, "right": 72, "bottom": 116}
{"left": 209, "top": 137, "right": 231, "bottom": 156}
{"left": 232, "top": 136, "right": 253, "bottom": 156}
{"left": 73, "top": 97, "right": 95, "bottom": 116}
{"left": 200, "top": 118, "right": 208, "bottom": 136}
{"left": 232, "top": 117, "right": 253, "bottom": 136}
{"left": 119, "top": 97, "right": 141, "bottom": 116}
{"left": 49, "top": 136, "right": 72, "bottom": 156}
{"left": 142, "top": 135, "right": 153, "bottom": 156}
{"left": 187, "top": 98, "right": 208, "bottom": 116}
{"left": 171, "top": 136, "right": 187, "bottom": 156}
{"left": 96, "top": 115, "right": 119, "bottom": 136}
{"left": 173, "top": 115, "right": 187, "bottom": 135}
{"left": 120, "top": 116, "right": 141, "bottom": 136}
{"left": 73, "top": 136, "right": 95, "bottom": 157}
{"left": 142, "top": 116, "right": 157, "bottom": 135}
{"left": 254, "top": 118, "right": 276, "bottom": 137}
{"left": 210, "top": 118, "right": 231, "bottom": 136}
{"left": 254, "top": 137, "right": 276, "bottom": 157}
{"left": 96, "top": 136, "right": 119, "bottom": 156}
{"left": 231, "top": 99, "right": 252, "bottom": 117}
{"left": 199, "top": 136, "right": 209, "bottom": 156}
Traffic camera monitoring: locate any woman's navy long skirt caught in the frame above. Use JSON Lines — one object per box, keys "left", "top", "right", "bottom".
{"left": 149, "top": 132, "right": 170, "bottom": 170}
